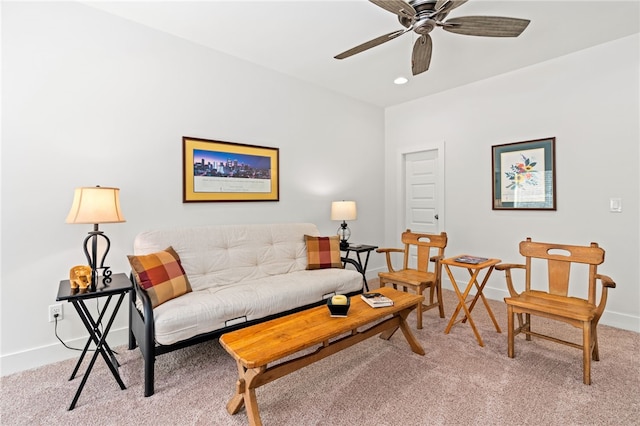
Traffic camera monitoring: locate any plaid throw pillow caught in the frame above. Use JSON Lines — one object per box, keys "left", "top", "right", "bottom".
{"left": 127, "top": 246, "right": 192, "bottom": 308}
{"left": 305, "top": 235, "right": 343, "bottom": 270}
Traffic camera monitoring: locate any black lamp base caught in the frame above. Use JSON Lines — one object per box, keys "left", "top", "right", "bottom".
{"left": 83, "top": 226, "right": 113, "bottom": 292}
{"left": 337, "top": 221, "right": 351, "bottom": 251}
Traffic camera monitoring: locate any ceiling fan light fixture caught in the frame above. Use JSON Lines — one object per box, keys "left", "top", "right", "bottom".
{"left": 394, "top": 76, "right": 409, "bottom": 85}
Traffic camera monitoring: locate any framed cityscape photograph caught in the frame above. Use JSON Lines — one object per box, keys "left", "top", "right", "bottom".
{"left": 183, "top": 137, "right": 279, "bottom": 202}
{"left": 492, "top": 137, "right": 556, "bottom": 210}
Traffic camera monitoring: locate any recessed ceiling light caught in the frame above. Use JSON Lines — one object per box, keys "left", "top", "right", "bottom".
{"left": 394, "top": 77, "right": 408, "bottom": 85}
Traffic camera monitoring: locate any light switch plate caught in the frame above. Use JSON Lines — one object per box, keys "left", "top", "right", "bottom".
{"left": 609, "top": 198, "right": 622, "bottom": 213}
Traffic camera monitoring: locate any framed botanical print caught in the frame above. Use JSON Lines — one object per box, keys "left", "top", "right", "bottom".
{"left": 492, "top": 137, "right": 556, "bottom": 210}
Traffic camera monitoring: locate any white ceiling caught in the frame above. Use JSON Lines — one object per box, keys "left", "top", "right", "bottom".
{"left": 85, "top": 0, "right": 640, "bottom": 108}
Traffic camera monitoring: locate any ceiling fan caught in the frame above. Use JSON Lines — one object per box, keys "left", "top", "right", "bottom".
{"left": 334, "top": 0, "right": 530, "bottom": 76}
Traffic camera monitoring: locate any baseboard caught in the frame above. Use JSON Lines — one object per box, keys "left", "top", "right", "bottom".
{"left": 0, "top": 327, "right": 130, "bottom": 377}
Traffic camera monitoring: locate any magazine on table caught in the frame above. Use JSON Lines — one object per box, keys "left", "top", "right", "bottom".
{"left": 454, "top": 255, "right": 489, "bottom": 264}
{"left": 360, "top": 292, "right": 394, "bottom": 308}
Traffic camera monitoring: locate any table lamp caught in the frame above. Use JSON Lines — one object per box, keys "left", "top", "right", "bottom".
{"left": 66, "top": 186, "right": 126, "bottom": 291}
{"left": 331, "top": 200, "right": 357, "bottom": 250}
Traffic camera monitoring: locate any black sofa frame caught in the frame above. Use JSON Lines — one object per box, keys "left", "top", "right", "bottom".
{"left": 128, "top": 257, "right": 364, "bottom": 397}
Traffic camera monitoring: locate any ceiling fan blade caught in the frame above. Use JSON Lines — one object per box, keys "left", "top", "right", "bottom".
{"left": 442, "top": 16, "right": 531, "bottom": 37}
{"left": 334, "top": 28, "right": 409, "bottom": 59}
{"left": 369, "top": 0, "right": 416, "bottom": 20}
{"left": 435, "top": 0, "right": 469, "bottom": 15}
{"left": 412, "top": 34, "right": 433, "bottom": 76}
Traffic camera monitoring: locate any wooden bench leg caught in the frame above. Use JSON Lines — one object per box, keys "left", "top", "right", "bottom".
{"left": 227, "top": 361, "right": 247, "bottom": 414}
{"left": 227, "top": 362, "right": 265, "bottom": 425}
{"left": 399, "top": 315, "right": 425, "bottom": 355}
{"left": 227, "top": 379, "right": 245, "bottom": 415}
{"left": 244, "top": 386, "right": 262, "bottom": 426}
{"left": 379, "top": 307, "right": 425, "bottom": 356}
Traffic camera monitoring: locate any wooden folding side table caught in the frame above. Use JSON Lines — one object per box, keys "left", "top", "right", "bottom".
{"left": 442, "top": 256, "right": 502, "bottom": 347}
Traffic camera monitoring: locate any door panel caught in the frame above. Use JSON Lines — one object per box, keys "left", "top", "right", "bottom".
{"left": 405, "top": 150, "right": 439, "bottom": 234}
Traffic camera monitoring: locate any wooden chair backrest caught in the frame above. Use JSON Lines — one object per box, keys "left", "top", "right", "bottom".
{"left": 401, "top": 230, "right": 448, "bottom": 273}
{"left": 519, "top": 237, "right": 605, "bottom": 304}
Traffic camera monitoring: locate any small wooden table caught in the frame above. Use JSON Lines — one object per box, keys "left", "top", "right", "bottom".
{"left": 219, "top": 287, "right": 424, "bottom": 426}
{"left": 442, "top": 256, "right": 502, "bottom": 347}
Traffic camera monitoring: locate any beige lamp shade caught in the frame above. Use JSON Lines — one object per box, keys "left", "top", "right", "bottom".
{"left": 331, "top": 201, "right": 357, "bottom": 221}
{"left": 66, "top": 186, "right": 126, "bottom": 224}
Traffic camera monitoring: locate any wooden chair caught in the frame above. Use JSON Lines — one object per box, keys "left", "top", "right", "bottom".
{"left": 497, "top": 238, "right": 616, "bottom": 384}
{"left": 377, "top": 230, "right": 447, "bottom": 329}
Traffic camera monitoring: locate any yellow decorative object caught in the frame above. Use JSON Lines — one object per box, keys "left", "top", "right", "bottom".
{"left": 331, "top": 295, "right": 348, "bottom": 305}
{"left": 69, "top": 265, "right": 92, "bottom": 289}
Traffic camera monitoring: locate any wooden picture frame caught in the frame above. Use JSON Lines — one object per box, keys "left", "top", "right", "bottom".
{"left": 492, "top": 137, "right": 556, "bottom": 210}
{"left": 183, "top": 137, "right": 279, "bottom": 202}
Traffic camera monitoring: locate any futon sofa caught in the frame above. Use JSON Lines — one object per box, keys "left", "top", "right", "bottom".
{"left": 127, "top": 222, "right": 364, "bottom": 396}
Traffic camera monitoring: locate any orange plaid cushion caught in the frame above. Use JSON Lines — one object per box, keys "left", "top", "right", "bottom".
{"left": 305, "top": 235, "right": 343, "bottom": 270}
{"left": 127, "top": 246, "right": 192, "bottom": 308}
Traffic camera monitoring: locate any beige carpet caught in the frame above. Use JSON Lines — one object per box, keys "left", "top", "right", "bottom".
{"left": 2, "top": 288, "right": 639, "bottom": 425}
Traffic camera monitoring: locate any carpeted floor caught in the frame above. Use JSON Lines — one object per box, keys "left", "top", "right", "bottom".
{"left": 2, "top": 288, "right": 639, "bottom": 425}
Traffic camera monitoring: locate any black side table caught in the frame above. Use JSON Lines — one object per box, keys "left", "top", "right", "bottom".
{"left": 56, "top": 272, "right": 132, "bottom": 410}
{"left": 342, "top": 244, "right": 378, "bottom": 292}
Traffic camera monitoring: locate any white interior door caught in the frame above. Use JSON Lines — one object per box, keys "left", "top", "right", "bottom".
{"left": 404, "top": 149, "right": 442, "bottom": 234}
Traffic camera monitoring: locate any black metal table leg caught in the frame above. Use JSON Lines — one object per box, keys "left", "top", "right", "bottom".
{"left": 68, "top": 294, "right": 115, "bottom": 381}
{"left": 356, "top": 250, "right": 374, "bottom": 292}
{"left": 67, "top": 294, "right": 127, "bottom": 410}
{"left": 341, "top": 244, "right": 378, "bottom": 292}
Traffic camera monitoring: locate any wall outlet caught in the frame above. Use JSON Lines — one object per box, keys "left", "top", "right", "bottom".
{"left": 49, "top": 304, "right": 63, "bottom": 322}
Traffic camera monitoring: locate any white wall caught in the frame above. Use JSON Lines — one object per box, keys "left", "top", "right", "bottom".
{"left": 1, "top": 2, "right": 384, "bottom": 374}
{"left": 384, "top": 34, "right": 640, "bottom": 332}
{"left": 3, "top": 2, "right": 637, "bottom": 377}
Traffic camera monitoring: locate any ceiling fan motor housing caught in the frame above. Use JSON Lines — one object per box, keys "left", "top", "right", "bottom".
{"left": 399, "top": 0, "right": 445, "bottom": 35}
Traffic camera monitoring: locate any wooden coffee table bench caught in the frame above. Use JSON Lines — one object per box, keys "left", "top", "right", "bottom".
{"left": 219, "top": 287, "right": 425, "bottom": 425}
